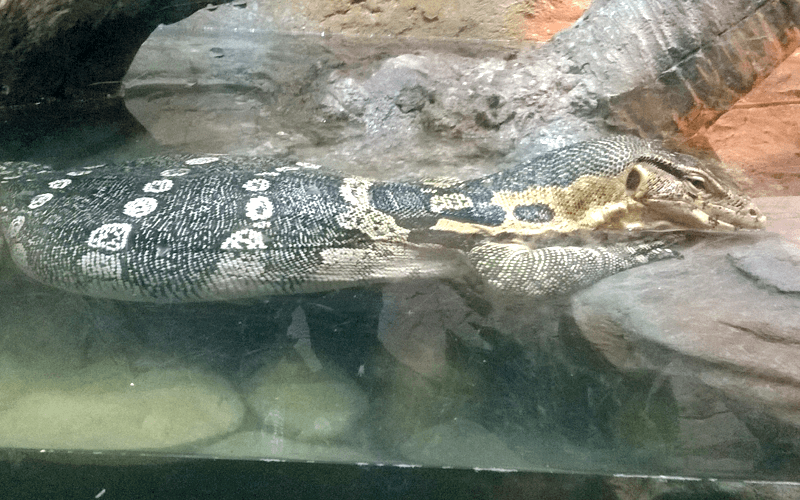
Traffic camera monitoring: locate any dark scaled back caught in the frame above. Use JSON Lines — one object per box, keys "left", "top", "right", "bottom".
{"left": 0, "top": 155, "right": 385, "bottom": 300}
{"left": 471, "top": 136, "right": 654, "bottom": 192}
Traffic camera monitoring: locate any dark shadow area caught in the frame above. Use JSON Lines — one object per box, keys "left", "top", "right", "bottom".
{"left": 0, "top": 97, "right": 158, "bottom": 166}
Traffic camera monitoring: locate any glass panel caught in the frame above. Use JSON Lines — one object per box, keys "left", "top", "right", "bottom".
{"left": 1, "top": 2, "right": 800, "bottom": 492}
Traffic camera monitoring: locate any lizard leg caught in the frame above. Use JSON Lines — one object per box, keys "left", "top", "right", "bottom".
{"left": 468, "top": 240, "right": 678, "bottom": 297}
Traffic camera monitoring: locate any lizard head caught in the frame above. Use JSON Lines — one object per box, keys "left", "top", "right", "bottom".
{"left": 623, "top": 154, "right": 765, "bottom": 231}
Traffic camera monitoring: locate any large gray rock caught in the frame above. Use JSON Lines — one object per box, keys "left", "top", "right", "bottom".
{"left": 572, "top": 232, "right": 800, "bottom": 455}
{"left": 114, "top": 0, "right": 800, "bottom": 180}
{"left": 307, "top": 0, "right": 800, "bottom": 155}
{"left": 5, "top": 0, "right": 797, "bottom": 167}
{"left": 551, "top": 0, "right": 800, "bottom": 141}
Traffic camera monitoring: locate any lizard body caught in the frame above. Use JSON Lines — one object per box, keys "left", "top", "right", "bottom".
{"left": 0, "top": 137, "right": 764, "bottom": 302}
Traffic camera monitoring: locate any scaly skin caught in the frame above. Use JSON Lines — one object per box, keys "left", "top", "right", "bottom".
{"left": 0, "top": 137, "right": 764, "bottom": 301}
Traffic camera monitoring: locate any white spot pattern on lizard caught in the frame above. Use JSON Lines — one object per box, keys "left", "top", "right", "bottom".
{"left": 123, "top": 197, "right": 158, "bottom": 218}
{"left": 143, "top": 179, "right": 173, "bottom": 193}
{"left": 87, "top": 223, "right": 132, "bottom": 252}
{"left": 243, "top": 179, "right": 271, "bottom": 192}
{"left": 245, "top": 196, "right": 273, "bottom": 221}
{"left": 185, "top": 157, "right": 219, "bottom": 165}
{"left": 28, "top": 193, "right": 53, "bottom": 209}
{"left": 8, "top": 215, "right": 24, "bottom": 238}
{"left": 221, "top": 229, "right": 267, "bottom": 250}
{"left": 160, "top": 168, "right": 191, "bottom": 177}
{"left": 48, "top": 179, "right": 71, "bottom": 189}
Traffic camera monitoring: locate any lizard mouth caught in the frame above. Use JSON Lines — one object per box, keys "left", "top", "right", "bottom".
{"left": 642, "top": 198, "right": 766, "bottom": 231}
{"left": 624, "top": 162, "right": 767, "bottom": 231}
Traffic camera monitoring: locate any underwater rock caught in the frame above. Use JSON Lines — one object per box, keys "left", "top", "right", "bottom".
{"left": 378, "top": 281, "right": 484, "bottom": 379}
{"left": 668, "top": 375, "right": 759, "bottom": 466}
{"left": 0, "top": 354, "right": 245, "bottom": 450}
{"left": 245, "top": 356, "right": 369, "bottom": 443}
{"left": 202, "top": 430, "right": 377, "bottom": 463}
{"left": 572, "top": 233, "right": 800, "bottom": 449}
{"left": 606, "top": 476, "right": 800, "bottom": 500}
{"left": 398, "top": 417, "right": 531, "bottom": 469}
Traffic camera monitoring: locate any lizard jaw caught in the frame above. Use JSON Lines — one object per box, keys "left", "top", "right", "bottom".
{"left": 625, "top": 162, "right": 766, "bottom": 231}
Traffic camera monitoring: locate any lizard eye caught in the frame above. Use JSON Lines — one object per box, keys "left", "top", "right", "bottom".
{"left": 687, "top": 177, "right": 705, "bottom": 190}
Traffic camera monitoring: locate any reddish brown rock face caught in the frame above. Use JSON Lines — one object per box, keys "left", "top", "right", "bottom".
{"left": 707, "top": 49, "right": 800, "bottom": 197}
{"left": 521, "top": 0, "right": 591, "bottom": 42}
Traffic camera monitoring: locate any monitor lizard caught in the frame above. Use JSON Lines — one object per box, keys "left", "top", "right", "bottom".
{"left": 0, "top": 136, "right": 765, "bottom": 302}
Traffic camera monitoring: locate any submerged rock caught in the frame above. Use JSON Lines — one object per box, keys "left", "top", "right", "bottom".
{"left": 398, "top": 418, "right": 531, "bottom": 470}
{"left": 572, "top": 232, "right": 800, "bottom": 456}
{"left": 0, "top": 354, "right": 245, "bottom": 450}
{"left": 245, "top": 356, "right": 369, "bottom": 443}
{"left": 202, "top": 431, "right": 377, "bottom": 463}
